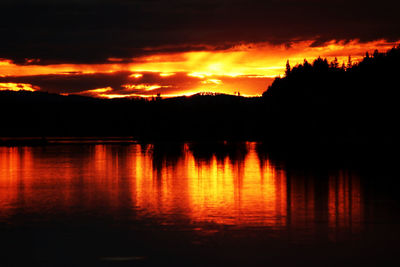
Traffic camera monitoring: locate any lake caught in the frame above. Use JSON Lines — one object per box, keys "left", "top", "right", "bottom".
{"left": 0, "top": 142, "right": 399, "bottom": 266}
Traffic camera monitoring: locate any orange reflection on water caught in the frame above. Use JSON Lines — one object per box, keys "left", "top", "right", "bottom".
{"left": 328, "top": 171, "right": 362, "bottom": 234}
{"left": 0, "top": 147, "right": 34, "bottom": 218}
{"left": 186, "top": 145, "right": 287, "bottom": 226}
{"left": 288, "top": 174, "right": 316, "bottom": 229}
{"left": 131, "top": 144, "right": 190, "bottom": 218}
{"left": 0, "top": 143, "right": 364, "bottom": 233}
{"left": 125, "top": 143, "right": 288, "bottom": 227}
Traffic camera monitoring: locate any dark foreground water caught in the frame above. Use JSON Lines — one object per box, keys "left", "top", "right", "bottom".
{"left": 0, "top": 142, "right": 399, "bottom": 266}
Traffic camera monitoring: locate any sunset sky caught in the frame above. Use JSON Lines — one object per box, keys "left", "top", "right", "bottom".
{"left": 1, "top": 0, "right": 399, "bottom": 98}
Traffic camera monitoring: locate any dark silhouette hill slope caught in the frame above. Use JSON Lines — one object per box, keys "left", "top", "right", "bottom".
{"left": 262, "top": 46, "right": 400, "bottom": 146}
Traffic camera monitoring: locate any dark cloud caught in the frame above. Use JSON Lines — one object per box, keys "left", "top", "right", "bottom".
{"left": 0, "top": 0, "right": 399, "bottom": 65}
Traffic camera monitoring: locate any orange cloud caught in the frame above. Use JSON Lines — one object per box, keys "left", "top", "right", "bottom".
{"left": 122, "top": 84, "right": 163, "bottom": 91}
{"left": 129, "top": 73, "right": 143, "bottom": 78}
{"left": 159, "top": 72, "right": 175, "bottom": 77}
{"left": 0, "top": 82, "right": 37, "bottom": 92}
{"left": 75, "top": 87, "right": 113, "bottom": 98}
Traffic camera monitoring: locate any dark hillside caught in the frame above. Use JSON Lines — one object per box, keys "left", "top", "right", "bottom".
{"left": 262, "top": 46, "right": 400, "bottom": 146}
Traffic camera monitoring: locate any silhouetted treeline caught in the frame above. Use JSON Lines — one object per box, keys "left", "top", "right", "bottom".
{"left": 262, "top": 46, "right": 400, "bottom": 147}
{"left": 1, "top": 46, "right": 400, "bottom": 147}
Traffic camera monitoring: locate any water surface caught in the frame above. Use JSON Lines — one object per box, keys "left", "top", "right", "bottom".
{"left": 0, "top": 142, "right": 399, "bottom": 266}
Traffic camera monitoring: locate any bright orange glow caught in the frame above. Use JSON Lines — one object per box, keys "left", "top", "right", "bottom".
{"left": 127, "top": 40, "right": 397, "bottom": 79}
{"left": 85, "top": 87, "right": 112, "bottom": 93}
{"left": 0, "top": 143, "right": 366, "bottom": 233}
{"left": 0, "top": 82, "right": 37, "bottom": 91}
{"left": 159, "top": 72, "right": 175, "bottom": 77}
{"left": 0, "top": 39, "right": 397, "bottom": 97}
{"left": 130, "top": 73, "right": 143, "bottom": 78}
{"left": 122, "top": 84, "right": 162, "bottom": 91}
{"left": 75, "top": 87, "right": 113, "bottom": 97}
{"left": 202, "top": 79, "right": 222, "bottom": 85}
{"left": 185, "top": 144, "right": 287, "bottom": 226}
{"left": 99, "top": 93, "right": 140, "bottom": 99}
{"left": 125, "top": 143, "right": 288, "bottom": 226}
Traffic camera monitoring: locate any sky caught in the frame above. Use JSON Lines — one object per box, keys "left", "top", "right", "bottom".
{"left": 0, "top": 0, "right": 399, "bottom": 98}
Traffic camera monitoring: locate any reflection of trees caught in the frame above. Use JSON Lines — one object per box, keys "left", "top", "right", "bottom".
{"left": 188, "top": 141, "right": 248, "bottom": 165}
{"left": 150, "top": 142, "right": 184, "bottom": 173}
